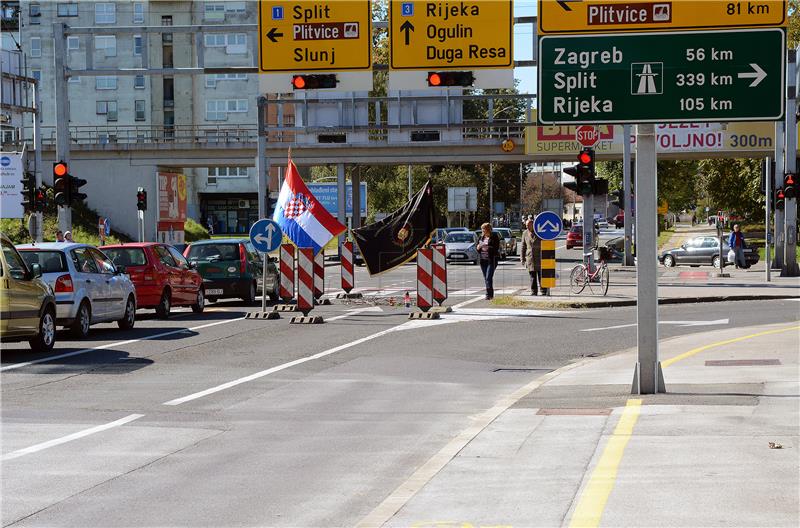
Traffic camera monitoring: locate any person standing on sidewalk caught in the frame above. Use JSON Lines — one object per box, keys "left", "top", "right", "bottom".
{"left": 476, "top": 222, "right": 501, "bottom": 300}
{"left": 728, "top": 224, "right": 747, "bottom": 269}
{"left": 520, "top": 218, "right": 547, "bottom": 296}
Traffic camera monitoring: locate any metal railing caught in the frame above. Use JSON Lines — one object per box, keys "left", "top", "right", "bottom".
{"left": 39, "top": 123, "right": 259, "bottom": 146}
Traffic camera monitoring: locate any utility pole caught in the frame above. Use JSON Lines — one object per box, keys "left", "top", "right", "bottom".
{"left": 783, "top": 48, "right": 799, "bottom": 276}
{"left": 53, "top": 22, "right": 71, "bottom": 233}
{"left": 623, "top": 124, "right": 634, "bottom": 266}
{"left": 775, "top": 123, "right": 785, "bottom": 270}
{"left": 32, "top": 72, "right": 43, "bottom": 242}
{"left": 489, "top": 163, "right": 494, "bottom": 224}
{"left": 256, "top": 96, "right": 268, "bottom": 220}
{"left": 765, "top": 157, "right": 772, "bottom": 282}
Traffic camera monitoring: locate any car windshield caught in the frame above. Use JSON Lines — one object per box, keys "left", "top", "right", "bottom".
{"left": 103, "top": 248, "right": 147, "bottom": 267}
{"left": 186, "top": 243, "right": 239, "bottom": 261}
{"left": 495, "top": 229, "right": 511, "bottom": 238}
{"left": 19, "top": 250, "right": 68, "bottom": 273}
{"left": 570, "top": 226, "right": 583, "bottom": 233}
{"left": 446, "top": 233, "right": 475, "bottom": 243}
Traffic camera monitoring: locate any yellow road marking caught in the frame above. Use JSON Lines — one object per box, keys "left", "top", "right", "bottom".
{"left": 568, "top": 399, "right": 642, "bottom": 528}
{"left": 661, "top": 324, "right": 800, "bottom": 368}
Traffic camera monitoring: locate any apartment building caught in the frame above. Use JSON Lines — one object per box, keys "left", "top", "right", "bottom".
{"left": 18, "top": 0, "right": 270, "bottom": 235}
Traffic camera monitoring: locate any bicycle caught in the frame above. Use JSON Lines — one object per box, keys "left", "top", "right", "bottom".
{"left": 569, "top": 252, "right": 609, "bottom": 296}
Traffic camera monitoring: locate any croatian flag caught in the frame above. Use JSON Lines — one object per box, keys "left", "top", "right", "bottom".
{"left": 273, "top": 159, "right": 347, "bottom": 253}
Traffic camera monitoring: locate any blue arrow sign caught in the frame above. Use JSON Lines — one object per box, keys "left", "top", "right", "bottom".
{"left": 249, "top": 218, "right": 283, "bottom": 253}
{"left": 533, "top": 211, "right": 563, "bottom": 241}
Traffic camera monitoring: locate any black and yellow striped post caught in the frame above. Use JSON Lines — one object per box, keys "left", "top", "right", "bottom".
{"left": 541, "top": 240, "right": 556, "bottom": 292}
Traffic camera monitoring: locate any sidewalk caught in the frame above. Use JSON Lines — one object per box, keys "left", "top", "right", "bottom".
{"left": 372, "top": 322, "right": 800, "bottom": 528}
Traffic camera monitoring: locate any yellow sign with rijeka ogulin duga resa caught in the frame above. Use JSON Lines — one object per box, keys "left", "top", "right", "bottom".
{"left": 258, "top": 1, "right": 372, "bottom": 72}
{"left": 389, "top": 0, "right": 513, "bottom": 70}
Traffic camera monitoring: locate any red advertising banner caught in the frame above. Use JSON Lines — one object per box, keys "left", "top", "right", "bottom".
{"left": 157, "top": 172, "right": 187, "bottom": 244}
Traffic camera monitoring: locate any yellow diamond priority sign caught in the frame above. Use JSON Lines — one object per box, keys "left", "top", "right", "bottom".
{"left": 389, "top": 0, "right": 513, "bottom": 70}
{"left": 258, "top": 1, "right": 372, "bottom": 72}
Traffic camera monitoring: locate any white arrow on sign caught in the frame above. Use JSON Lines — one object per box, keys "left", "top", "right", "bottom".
{"left": 537, "top": 219, "right": 560, "bottom": 232}
{"left": 737, "top": 63, "right": 767, "bottom": 88}
{"left": 254, "top": 222, "right": 277, "bottom": 248}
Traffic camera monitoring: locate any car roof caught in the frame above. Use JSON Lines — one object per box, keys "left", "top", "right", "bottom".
{"left": 187, "top": 238, "right": 245, "bottom": 245}
{"left": 17, "top": 242, "right": 96, "bottom": 251}
{"left": 100, "top": 242, "right": 163, "bottom": 249}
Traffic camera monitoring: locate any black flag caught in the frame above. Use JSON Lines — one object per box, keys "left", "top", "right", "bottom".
{"left": 352, "top": 180, "right": 438, "bottom": 276}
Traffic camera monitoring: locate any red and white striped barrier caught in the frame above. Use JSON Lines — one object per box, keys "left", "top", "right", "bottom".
{"left": 341, "top": 241, "right": 354, "bottom": 293}
{"left": 279, "top": 243, "right": 295, "bottom": 301}
{"left": 297, "top": 248, "right": 314, "bottom": 315}
{"left": 432, "top": 243, "right": 447, "bottom": 305}
{"left": 313, "top": 250, "right": 324, "bottom": 300}
{"left": 417, "top": 248, "right": 433, "bottom": 312}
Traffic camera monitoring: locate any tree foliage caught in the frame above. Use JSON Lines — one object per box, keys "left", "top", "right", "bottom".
{"left": 698, "top": 159, "right": 764, "bottom": 221}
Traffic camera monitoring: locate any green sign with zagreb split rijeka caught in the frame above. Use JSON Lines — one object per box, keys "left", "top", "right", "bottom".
{"left": 538, "top": 29, "right": 785, "bottom": 125}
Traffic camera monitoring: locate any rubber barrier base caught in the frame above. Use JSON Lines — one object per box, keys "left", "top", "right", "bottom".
{"left": 245, "top": 311, "right": 280, "bottom": 320}
{"left": 336, "top": 292, "right": 364, "bottom": 299}
{"left": 274, "top": 304, "right": 299, "bottom": 312}
{"left": 409, "top": 311, "right": 440, "bottom": 320}
{"left": 315, "top": 298, "right": 332, "bottom": 305}
{"left": 429, "top": 306, "right": 452, "bottom": 313}
{"left": 290, "top": 315, "right": 324, "bottom": 324}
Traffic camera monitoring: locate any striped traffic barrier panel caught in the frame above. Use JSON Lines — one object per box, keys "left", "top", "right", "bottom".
{"left": 416, "top": 248, "right": 433, "bottom": 312}
{"left": 313, "top": 249, "right": 330, "bottom": 305}
{"left": 337, "top": 241, "right": 362, "bottom": 299}
{"left": 541, "top": 240, "right": 556, "bottom": 293}
{"left": 431, "top": 243, "right": 447, "bottom": 305}
{"left": 279, "top": 243, "right": 295, "bottom": 302}
{"left": 290, "top": 248, "right": 323, "bottom": 323}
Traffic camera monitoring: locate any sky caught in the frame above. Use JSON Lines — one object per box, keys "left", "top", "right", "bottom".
{"left": 513, "top": 0, "right": 538, "bottom": 95}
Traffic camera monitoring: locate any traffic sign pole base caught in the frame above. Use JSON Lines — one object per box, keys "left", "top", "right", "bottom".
{"left": 336, "top": 292, "right": 363, "bottom": 299}
{"left": 409, "top": 311, "right": 440, "bottom": 320}
{"left": 290, "top": 315, "right": 324, "bottom": 324}
{"left": 429, "top": 305, "right": 452, "bottom": 313}
{"left": 245, "top": 311, "right": 280, "bottom": 320}
{"left": 715, "top": 273, "right": 731, "bottom": 278}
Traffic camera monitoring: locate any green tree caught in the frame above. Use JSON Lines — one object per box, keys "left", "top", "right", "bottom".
{"left": 697, "top": 158, "right": 764, "bottom": 221}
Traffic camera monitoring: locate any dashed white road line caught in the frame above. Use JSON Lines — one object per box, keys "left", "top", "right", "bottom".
{"left": 1, "top": 414, "right": 144, "bottom": 462}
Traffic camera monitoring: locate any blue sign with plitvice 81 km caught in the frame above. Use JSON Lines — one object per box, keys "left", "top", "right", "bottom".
{"left": 534, "top": 211, "right": 563, "bottom": 241}
{"left": 249, "top": 219, "right": 283, "bottom": 253}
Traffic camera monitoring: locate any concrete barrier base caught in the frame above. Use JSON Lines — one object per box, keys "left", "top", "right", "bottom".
{"left": 429, "top": 306, "right": 452, "bottom": 313}
{"left": 336, "top": 292, "right": 363, "bottom": 299}
{"left": 245, "top": 311, "right": 280, "bottom": 320}
{"left": 409, "top": 311, "right": 440, "bottom": 320}
{"left": 290, "top": 315, "right": 324, "bottom": 324}
{"left": 274, "top": 304, "right": 298, "bottom": 312}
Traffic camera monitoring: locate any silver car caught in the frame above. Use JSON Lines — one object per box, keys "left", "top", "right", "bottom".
{"left": 444, "top": 232, "right": 479, "bottom": 265}
{"left": 18, "top": 243, "right": 137, "bottom": 338}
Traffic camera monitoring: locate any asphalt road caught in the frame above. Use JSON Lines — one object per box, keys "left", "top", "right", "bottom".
{"left": 3, "top": 293, "right": 798, "bottom": 527}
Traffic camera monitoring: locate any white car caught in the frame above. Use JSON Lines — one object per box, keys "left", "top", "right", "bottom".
{"left": 18, "top": 243, "right": 137, "bottom": 338}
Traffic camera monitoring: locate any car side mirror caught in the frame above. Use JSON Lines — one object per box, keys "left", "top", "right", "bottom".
{"left": 30, "top": 263, "right": 42, "bottom": 278}
{"left": 115, "top": 265, "right": 126, "bottom": 275}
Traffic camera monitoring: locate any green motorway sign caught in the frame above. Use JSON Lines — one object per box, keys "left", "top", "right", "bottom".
{"left": 538, "top": 29, "right": 785, "bottom": 124}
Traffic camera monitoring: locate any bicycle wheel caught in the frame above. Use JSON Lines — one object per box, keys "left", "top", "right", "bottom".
{"left": 599, "top": 265, "right": 610, "bottom": 296}
{"left": 569, "top": 265, "right": 587, "bottom": 294}
{"left": 585, "top": 264, "right": 608, "bottom": 296}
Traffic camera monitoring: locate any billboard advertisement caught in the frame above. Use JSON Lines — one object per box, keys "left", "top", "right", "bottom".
{"left": 307, "top": 182, "right": 367, "bottom": 218}
{"left": 157, "top": 172, "right": 187, "bottom": 244}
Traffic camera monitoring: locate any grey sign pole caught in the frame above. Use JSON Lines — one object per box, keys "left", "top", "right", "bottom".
{"left": 489, "top": 164, "right": 494, "bottom": 223}
{"left": 53, "top": 22, "right": 71, "bottom": 234}
{"left": 256, "top": 97, "right": 267, "bottom": 220}
{"left": 775, "top": 121, "right": 785, "bottom": 270}
{"left": 351, "top": 168, "right": 361, "bottom": 230}
{"left": 32, "top": 76, "right": 44, "bottom": 243}
{"left": 766, "top": 158, "right": 772, "bottom": 282}
{"left": 632, "top": 123, "right": 665, "bottom": 395}
{"left": 623, "top": 124, "right": 634, "bottom": 266}
{"left": 337, "top": 163, "right": 346, "bottom": 256}
{"left": 582, "top": 193, "right": 594, "bottom": 273}
{"left": 783, "top": 51, "right": 799, "bottom": 277}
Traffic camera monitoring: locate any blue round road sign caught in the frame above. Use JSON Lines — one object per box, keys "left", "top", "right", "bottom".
{"left": 533, "top": 211, "right": 563, "bottom": 241}
{"left": 249, "top": 219, "right": 283, "bottom": 253}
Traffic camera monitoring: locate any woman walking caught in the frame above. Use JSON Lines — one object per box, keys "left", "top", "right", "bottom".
{"left": 476, "top": 222, "right": 501, "bottom": 300}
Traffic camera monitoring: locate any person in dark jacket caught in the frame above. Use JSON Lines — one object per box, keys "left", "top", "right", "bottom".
{"left": 476, "top": 222, "right": 501, "bottom": 300}
{"left": 728, "top": 224, "right": 747, "bottom": 269}
{"left": 520, "top": 218, "right": 547, "bottom": 296}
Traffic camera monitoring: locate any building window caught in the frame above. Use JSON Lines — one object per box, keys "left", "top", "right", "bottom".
{"left": 134, "top": 74, "right": 145, "bottom": 89}
{"left": 135, "top": 100, "right": 146, "bottom": 121}
{"left": 161, "top": 15, "right": 172, "bottom": 26}
{"left": 208, "top": 167, "right": 249, "bottom": 178}
{"left": 133, "top": 35, "right": 142, "bottom": 56}
{"left": 96, "top": 101, "right": 118, "bottom": 121}
{"left": 29, "top": 3, "right": 41, "bottom": 23}
{"left": 31, "top": 69, "right": 41, "bottom": 82}
{"left": 94, "top": 36, "right": 116, "bottom": 57}
{"left": 204, "top": 3, "right": 225, "bottom": 20}
{"left": 204, "top": 33, "right": 246, "bottom": 50}
{"left": 206, "top": 100, "right": 227, "bottom": 121}
{"left": 133, "top": 2, "right": 144, "bottom": 23}
{"left": 67, "top": 36, "right": 79, "bottom": 50}
{"left": 225, "top": 1, "right": 246, "bottom": 13}
{"left": 57, "top": 2, "right": 78, "bottom": 17}
{"left": 227, "top": 99, "right": 247, "bottom": 113}
{"left": 96, "top": 76, "right": 117, "bottom": 90}
{"left": 68, "top": 76, "right": 80, "bottom": 83}
{"left": 205, "top": 73, "right": 248, "bottom": 87}
{"left": 95, "top": 3, "right": 115, "bottom": 24}
{"left": 30, "top": 37, "right": 41, "bottom": 58}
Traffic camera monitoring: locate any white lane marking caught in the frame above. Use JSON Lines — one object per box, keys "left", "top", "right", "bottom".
{"left": 1, "top": 414, "right": 144, "bottom": 462}
{"left": 452, "top": 295, "right": 484, "bottom": 309}
{"left": 580, "top": 318, "right": 730, "bottom": 332}
{"left": 326, "top": 306, "right": 383, "bottom": 322}
{"left": 0, "top": 317, "right": 245, "bottom": 372}
{"left": 163, "top": 321, "right": 404, "bottom": 406}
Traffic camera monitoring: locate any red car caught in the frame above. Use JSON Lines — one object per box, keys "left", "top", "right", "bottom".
{"left": 566, "top": 225, "right": 583, "bottom": 249}
{"left": 100, "top": 243, "right": 204, "bottom": 318}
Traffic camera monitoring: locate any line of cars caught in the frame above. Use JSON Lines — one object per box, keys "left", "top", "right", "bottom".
{"left": 1, "top": 233, "right": 280, "bottom": 351}
{"left": 435, "top": 227, "right": 518, "bottom": 264}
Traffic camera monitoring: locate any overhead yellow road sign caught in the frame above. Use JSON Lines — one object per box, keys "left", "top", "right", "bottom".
{"left": 538, "top": 0, "right": 786, "bottom": 34}
{"left": 389, "top": 0, "right": 513, "bottom": 70}
{"left": 258, "top": 1, "right": 372, "bottom": 72}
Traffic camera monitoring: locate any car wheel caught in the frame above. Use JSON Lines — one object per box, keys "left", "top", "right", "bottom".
{"left": 712, "top": 255, "right": 721, "bottom": 268}
{"left": 118, "top": 295, "right": 136, "bottom": 329}
{"left": 663, "top": 255, "right": 675, "bottom": 268}
{"left": 29, "top": 307, "right": 56, "bottom": 352}
{"left": 156, "top": 289, "right": 171, "bottom": 319}
{"left": 191, "top": 288, "right": 205, "bottom": 313}
{"left": 70, "top": 301, "right": 91, "bottom": 339}
{"left": 242, "top": 281, "right": 256, "bottom": 304}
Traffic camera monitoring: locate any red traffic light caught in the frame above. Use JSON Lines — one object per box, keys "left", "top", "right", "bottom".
{"left": 786, "top": 173, "right": 796, "bottom": 186}
{"left": 777, "top": 189, "right": 785, "bottom": 199}
{"left": 578, "top": 151, "right": 592, "bottom": 164}
{"left": 53, "top": 162, "right": 68, "bottom": 177}
{"left": 291, "top": 76, "right": 306, "bottom": 89}
{"left": 426, "top": 71, "right": 475, "bottom": 87}
{"left": 428, "top": 73, "right": 442, "bottom": 86}
{"left": 291, "top": 74, "right": 337, "bottom": 90}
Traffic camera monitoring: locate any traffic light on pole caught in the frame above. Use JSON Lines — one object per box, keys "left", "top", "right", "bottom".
{"left": 291, "top": 74, "right": 338, "bottom": 90}
{"left": 69, "top": 175, "right": 87, "bottom": 204}
{"left": 53, "top": 161, "right": 69, "bottom": 206}
{"left": 426, "top": 71, "right": 475, "bottom": 87}
{"left": 783, "top": 173, "right": 797, "bottom": 199}
{"left": 136, "top": 187, "right": 147, "bottom": 211}
{"left": 776, "top": 188, "right": 786, "bottom": 211}
{"left": 20, "top": 172, "right": 36, "bottom": 212}
{"left": 34, "top": 186, "right": 47, "bottom": 212}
